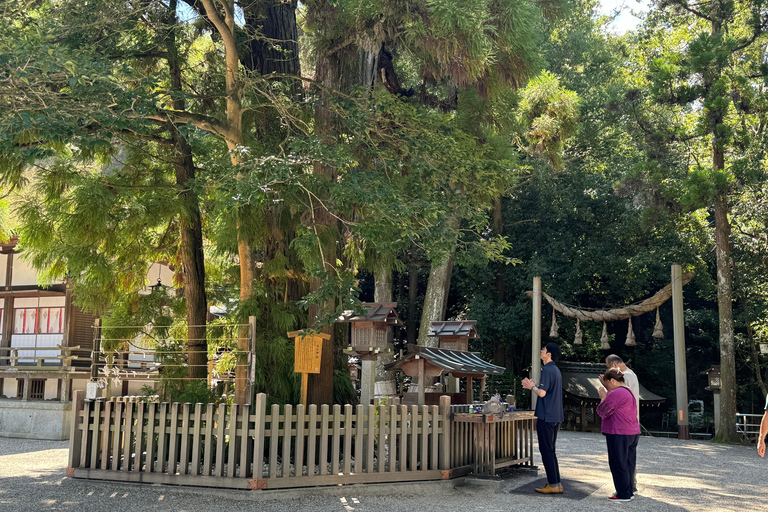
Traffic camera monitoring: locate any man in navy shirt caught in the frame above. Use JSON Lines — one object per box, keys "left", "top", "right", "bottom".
{"left": 522, "top": 342, "right": 564, "bottom": 494}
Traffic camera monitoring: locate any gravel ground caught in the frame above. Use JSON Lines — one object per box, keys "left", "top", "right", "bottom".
{"left": 1, "top": 431, "right": 766, "bottom": 512}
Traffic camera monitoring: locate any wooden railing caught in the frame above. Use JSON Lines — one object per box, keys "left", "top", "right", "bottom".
{"left": 0, "top": 345, "right": 82, "bottom": 369}
{"left": 67, "top": 391, "right": 467, "bottom": 489}
{"left": 67, "top": 392, "right": 535, "bottom": 489}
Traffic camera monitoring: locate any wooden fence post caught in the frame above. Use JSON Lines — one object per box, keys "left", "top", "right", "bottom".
{"left": 67, "top": 390, "right": 84, "bottom": 470}
{"left": 91, "top": 319, "right": 101, "bottom": 381}
{"left": 251, "top": 393, "right": 267, "bottom": 482}
{"left": 439, "top": 395, "right": 451, "bottom": 471}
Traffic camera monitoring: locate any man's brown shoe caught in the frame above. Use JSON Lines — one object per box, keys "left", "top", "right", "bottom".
{"left": 535, "top": 484, "right": 564, "bottom": 494}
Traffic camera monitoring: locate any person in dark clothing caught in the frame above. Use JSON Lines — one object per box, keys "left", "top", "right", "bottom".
{"left": 522, "top": 342, "right": 564, "bottom": 494}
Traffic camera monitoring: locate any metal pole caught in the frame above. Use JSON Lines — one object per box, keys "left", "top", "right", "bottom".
{"left": 532, "top": 276, "right": 542, "bottom": 410}
{"left": 672, "top": 263, "right": 690, "bottom": 440}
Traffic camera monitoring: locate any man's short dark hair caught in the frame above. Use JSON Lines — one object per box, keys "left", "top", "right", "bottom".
{"left": 545, "top": 342, "right": 561, "bottom": 361}
{"left": 606, "top": 354, "right": 624, "bottom": 366}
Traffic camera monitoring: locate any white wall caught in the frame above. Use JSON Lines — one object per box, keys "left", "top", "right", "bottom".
{"left": 11, "top": 257, "right": 43, "bottom": 286}
{"left": 44, "top": 380, "right": 58, "bottom": 400}
{"left": 1, "top": 378, "right": 17, "bottom": 398}
{"left": 0, "top": 254, "right": 6, "bottom": 285}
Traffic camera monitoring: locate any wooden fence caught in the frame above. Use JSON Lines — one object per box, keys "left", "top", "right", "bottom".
{"left": 67, "top": 392, "right": 534, "bottom": 489}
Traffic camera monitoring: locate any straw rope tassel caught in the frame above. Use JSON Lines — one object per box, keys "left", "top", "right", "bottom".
{"left": 550, "top": 309, "right": 559, "bottom": 338}
{"left": 601, "top": 322, "right": 610, "bottom": 349}
{"left": 652, "top": 307, "right": 664, "bottom": 338}
{"left": 625, "top": 317, "right": 636, "bottom": 346}
{"left": 525, "top": 271, "right": 694, "bottom": 321}
{"left": 574, "top": 319, "right": 582, "bottom": 345}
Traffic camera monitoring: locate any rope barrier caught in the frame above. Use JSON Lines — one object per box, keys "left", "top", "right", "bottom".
{"left": 526, "top": 272, "right": 694, "bottom": 321}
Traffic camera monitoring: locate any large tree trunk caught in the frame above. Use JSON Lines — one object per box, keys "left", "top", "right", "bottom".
{"left": 305, "top": 12, "right": 343, "bottom": 406}
{"left": 417, "top": 252, "right": 455, "bottom": 347}
{"left": 714, "top": 191, "right": 738, "bottom": 441}
{"left": 305, "top": 2, "right": 380, "bottom": 404}
{"left": 708, "top": 13, "right": 738, "bottom": 441}
{"left": 374, "top": 257, "right": 397, "bottom": 396}
{"left": 248, "top": 3, "right": 304, "bottom": 307}
{"left": 492, "top": 198, "right": 507, "bottom": 367}
{"left": 745, "top": 303, "right": 767, "bottom": 398}
{"left": 200, "top": 0, "right": 250, "bottom": 403}
{"left": 243, "top": 1, "right": 301, "bottom": 78}
{"left": 167, "top": 0, "right": 208, "bottom": 379}
{"left": 407, "top": 263, "right": 418, "bottom": 344}
{"left": 417, "top": 216, "right": 460, "bottom": 347}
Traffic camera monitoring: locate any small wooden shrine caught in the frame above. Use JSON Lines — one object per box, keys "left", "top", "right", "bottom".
{"left": 338, "top": 302, "right": 401, "bottom": 356}
{"left": 385, "top": 320, "right": 505, "bottom": 406}
{"left": 338, "top": 302, "right": 402, "bottom": 405}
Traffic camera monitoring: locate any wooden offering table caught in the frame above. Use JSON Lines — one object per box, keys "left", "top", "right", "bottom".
{"left": 452, "top": 410, "right": 536, "bottom": 476}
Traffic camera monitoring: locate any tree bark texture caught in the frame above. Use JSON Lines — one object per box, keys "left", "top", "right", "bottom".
{"left": 303, "top": 2, "right": 381, "bottom": 404}
{"left": 243, "top": 1, "right": 301, "bottom": 78}
{"left": 417, "top": 215, "right": 460, "bottom": 347}
{"left": 200, "top": 0, "right": 251, "bottom": 404}
{"left": 167, "top": 0, "right": 207, "bottom": 380}
{"left": 417, "top": 247, "right": 457, "bottom": 347}
{"left": 408, "top": 264, "right": 418, "bottom": 344}
{"left": 706, "top": 9, "right": 737, "bottom": 442}
{"left": 492, "top": 198, "right": 507, "bottom": 366}
{"left": 373, "top": 257, "right": 396, "bottom": 396}
{"left": 714, "top": 192, "right": 737, "bottom": 441}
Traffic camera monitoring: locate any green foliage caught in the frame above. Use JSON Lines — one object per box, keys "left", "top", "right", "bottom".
{"left": 517, "top": 71, "right": 580, "bottom": 169}
{"left": 0, "top": 200, "right": 13, "bottom": 242}
{"left": 250, "top": 334, "right": 299, "bottom": 405}
{"left": 333, "top": 368, "right": 357, "bottom": 405}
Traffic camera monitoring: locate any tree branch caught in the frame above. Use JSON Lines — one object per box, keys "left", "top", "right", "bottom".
{"left": 145, "top": 110, "right": 232, "bottom": 140}
{"left": 660, "top": 0, "right": 712, "bottom": 22}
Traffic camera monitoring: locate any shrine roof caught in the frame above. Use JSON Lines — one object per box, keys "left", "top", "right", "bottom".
{"left": 427, "top": 321, "right": 479, "bottom": 338}
{"left": 384, "top": 345, "right": 505, "bottom": 376}
{"left": 337, "top": 302, "right": 403, "bottom": 325}
{"left": 559, "top": 362, "right": 666, "bottom": 405}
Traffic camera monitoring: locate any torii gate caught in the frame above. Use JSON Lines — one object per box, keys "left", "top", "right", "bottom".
{"left": 530, "top": 263, "right": 692, "bottom": 439}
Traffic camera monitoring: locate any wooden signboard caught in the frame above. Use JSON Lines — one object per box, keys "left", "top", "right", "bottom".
{"left": 293, "top": 335, "right": 323, "bottom": 374}
{"left": 288, "top": 330, "right": 331, "bottom": 406}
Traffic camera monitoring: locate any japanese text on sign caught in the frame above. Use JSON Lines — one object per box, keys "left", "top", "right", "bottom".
{"left": 294, "top": 335, "right": 323, "bottom": 374}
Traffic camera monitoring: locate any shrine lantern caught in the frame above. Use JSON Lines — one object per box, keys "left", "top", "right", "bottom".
{"left": 338, "top": 303, "right": 402, "bottom": 357}
{"left": 338, "top": 303, "right": 402, "bottom": 406}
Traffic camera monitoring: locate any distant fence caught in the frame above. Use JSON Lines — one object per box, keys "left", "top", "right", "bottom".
{"left": 737, "top": 413, "right": 763, "bottom": 442}
{"left": 67, "top": 393, "right": 535, "bottom": 489}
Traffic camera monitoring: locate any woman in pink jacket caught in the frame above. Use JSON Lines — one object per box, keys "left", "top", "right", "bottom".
{"left": 597, "top": 368, "right": 640, "bottom": 502}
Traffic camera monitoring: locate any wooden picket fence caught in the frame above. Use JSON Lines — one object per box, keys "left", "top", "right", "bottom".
{"left": 67, "top": 392, "right": 535, "bottom": 489}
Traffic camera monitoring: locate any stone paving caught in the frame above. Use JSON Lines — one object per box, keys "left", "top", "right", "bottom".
{"left": 1, "top": 430, "right": 766, "bottom": 511}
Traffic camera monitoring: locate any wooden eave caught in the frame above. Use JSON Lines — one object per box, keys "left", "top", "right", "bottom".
{"left": 337, "top": 302, "right": 403, "bottom": 326}
{"left": 385, "top": 345, "right": 504, "bottom": 376}
{"left": 427, "top": 321, "right": 479, "bottom": 339}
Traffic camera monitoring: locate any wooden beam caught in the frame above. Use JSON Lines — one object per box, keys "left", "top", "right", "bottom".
{"left": 467, "top": 376, "right": 474, "bottom": 404}
{"left": 418, "top": 357, "right": 425, "bottom": 406}
{"left": 531, "top": 276, "right": 542, "bottom": 410}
